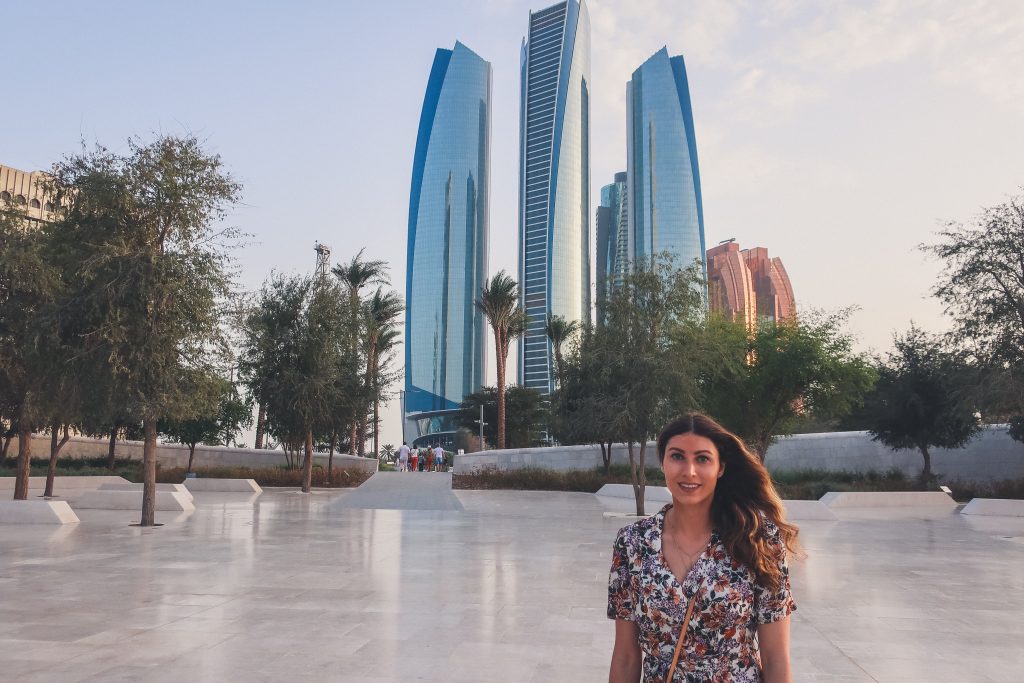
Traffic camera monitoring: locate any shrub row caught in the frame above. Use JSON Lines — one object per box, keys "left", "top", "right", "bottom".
{"left": 453, "top": 466, "right": 1024, "bottom": 501}
{"left": 0, "top": 456, "right": 373, "bottom": 489}
{"left": 157, "top": 466, "right": 373, "bottom": 488}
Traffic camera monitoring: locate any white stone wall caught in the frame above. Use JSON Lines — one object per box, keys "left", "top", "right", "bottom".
{"left": 453, "top": 425, "right": 1024, "bottom": 483}
{"left": 9, "top": 435, "right": 378, "bottom": 473}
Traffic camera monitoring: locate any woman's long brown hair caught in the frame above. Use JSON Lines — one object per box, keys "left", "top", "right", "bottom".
{"left": 657, "top": 413, "right": 801, "bottom": 592}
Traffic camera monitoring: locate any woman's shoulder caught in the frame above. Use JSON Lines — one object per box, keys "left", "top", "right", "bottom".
{"left": 613, "top": 507, "right": 665, "bottom": 550}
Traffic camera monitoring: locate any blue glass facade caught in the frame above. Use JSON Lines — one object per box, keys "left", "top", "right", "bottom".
{"left": 405, "top": 42, "right": 491, "bottom": 431}
{"left": 518, "top": 0, "right": 591, "bottom": 395}
{"left": 596, "top": 172, "right": 627, "bottom": 318}
{"left": 627, "top": 47, "right": 706, "bottom": 278}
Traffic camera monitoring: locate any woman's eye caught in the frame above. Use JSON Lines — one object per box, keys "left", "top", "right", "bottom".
{"left": 696, "top": 455, "right": 710, "bottom": 463}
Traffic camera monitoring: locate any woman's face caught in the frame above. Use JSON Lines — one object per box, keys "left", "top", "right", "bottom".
{"left": 661, "top": 432, "right": 724, "bottom": 507}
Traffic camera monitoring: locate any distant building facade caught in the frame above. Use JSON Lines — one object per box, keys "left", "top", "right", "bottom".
{"left": 626, "top": 47, "right": 705, "bottom": 278}
{"left": 596, "top": 171, "right": 627, "bottom": 317}
{"left": 0, "top": 163, "right": 57, "bottom": 228}
{"left": 706, "top": 241, "right": 795, "bottom": 326}
{"left": 404, "top": 42, "right": 492, "bottom": 448}
{"left": 518, "top": 0, "right": 591, "bottom": 395}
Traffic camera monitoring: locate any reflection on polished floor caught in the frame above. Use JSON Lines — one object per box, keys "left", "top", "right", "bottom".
{"left": 1, "top": 475, "right": 1022, "bottom": 682}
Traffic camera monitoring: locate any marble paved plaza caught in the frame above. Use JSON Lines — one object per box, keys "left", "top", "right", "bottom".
{"left": 1, "top": 473, "right": 1023, "bottom": 682}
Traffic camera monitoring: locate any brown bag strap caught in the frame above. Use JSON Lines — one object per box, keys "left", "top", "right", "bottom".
{"left": 665, "top": 591, "right": 699, "bottom": 683}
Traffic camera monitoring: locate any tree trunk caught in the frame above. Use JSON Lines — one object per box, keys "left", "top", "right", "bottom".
{"left": 358, "top": 347, "right": 375, "bottom": 457}
{"left": 349, "top": 412, "right": 358, "bottom": 455}
{"left": 496, "top": 336, "right": 506, "bottom": 450}
{"left": 302, "top": 428, "right": 314, "bottom": 493}
{"left": 254, "top": 402, "right": 266, "bottom": 449}
{"left": 357, "top": 418, "right": 367, "bottom": 457}
{"left": 2, "top": 428, "right": 12, "bottom": 458}
{"left": 106, "top": 427, "right": 118, "bottom": 469}
{"left": 626, "top": 440, "right": 645, "bottom": 517}
{"left": 44, "top": 423, "right": 70, "bottom": 498}
{"left": 13, "top": 418, "right": 32, "bottom": 501}
{"left": 140, "top": 420, "right": 158, "bottom": 526}
{"left": 600, "top": 440, "right": 612, "bottom": 474}
{"left": 187, "top": 444, "right": 197, "bottom": 474}
{"left": 919, "top": 445, "right": 934, "bottom": 483}
{"left": 373, "top": 395, "right": 380, "bottom": 459}
{"left": 327, "top": 430, "right": 336, "bottom": 486}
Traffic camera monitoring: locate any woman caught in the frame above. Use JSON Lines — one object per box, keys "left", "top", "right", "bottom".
{"left": 608, "top": 413, "right": 800, "bottom": 682}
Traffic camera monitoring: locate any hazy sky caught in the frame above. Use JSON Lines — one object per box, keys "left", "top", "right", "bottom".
{"left": 4, "top": 0, "right": 1023, "bottom": 448}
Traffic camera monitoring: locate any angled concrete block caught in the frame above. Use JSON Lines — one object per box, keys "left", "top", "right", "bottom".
{"left": 820, "top": 491, "right": 957, "bottom": 509}
{"left": 0, "top": 500, "right": 80, "bottom": 524}
{"left": 182, "top": 478, "right": 262, "bottom": 493}
{"left": 595, "top": 484, "right": 672, "bottom": 503}
{"left": 960, "top": 498, "right": 1024, "bottom": 517}
{"left": 74, "top": 490, "right": 195, "bottom": 512}
{"left": 783, "top": 500, "right": 838, "bottom": 521}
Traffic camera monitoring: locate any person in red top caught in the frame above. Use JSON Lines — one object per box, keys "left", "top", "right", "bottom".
{"left": 409, "top": 448, "right": 418, "bottom": 473}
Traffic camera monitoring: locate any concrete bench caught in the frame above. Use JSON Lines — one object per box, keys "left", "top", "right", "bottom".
{"left": 0, "top": 500, "right": 80, "bottom": 524}
{"left": 783, "top": 500, "right": 839, "bottom": 520}
{"left": 73, "top": 490, "right": 195, "bottom": 512}
{"left": 960, "top": 498, "right": 1024, "bottom": 517}
{"left": 594, "top": 483, "right": 672, "bottom": 502}
{"left": 182, "top": 478, "right": 262, "bottom": 493}
{"left": 820, "top": 491, "right": 957, "bottom": 509}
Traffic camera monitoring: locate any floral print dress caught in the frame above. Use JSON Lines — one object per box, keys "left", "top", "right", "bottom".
{"left": 607, "top": 504, "right": 796, "bottom": 682}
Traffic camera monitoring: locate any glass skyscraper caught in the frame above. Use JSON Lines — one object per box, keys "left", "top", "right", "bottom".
{"left": 518, "top": 0, "right": 591, "bottom": 395}
{"left": 404, "top": 42, "right": 491, "bottom": 447}
{"left": 596, "top": 171, "right": 627, "bottom": 318}
{"left": 627, "top": 47, "right": 706, "bottom": 278}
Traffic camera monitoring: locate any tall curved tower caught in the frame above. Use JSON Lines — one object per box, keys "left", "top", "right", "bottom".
{"left": 627, "top": 47, "right": 706, "bottom": 278}
{"left": 404, "top": 42, "right": 491, "bottom": 447}
{"left": 517, "top": 0, "right": 591, "bottom": 395}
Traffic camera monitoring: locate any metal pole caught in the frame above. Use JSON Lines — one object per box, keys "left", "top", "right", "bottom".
{"left": 479, "top": 404, "right": 485, "bottom": 450}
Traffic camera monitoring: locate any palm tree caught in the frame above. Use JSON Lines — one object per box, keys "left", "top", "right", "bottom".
{"left": 545, "top": 314, "right": 580, "bottom": 387}
{"left": 359, "top": 288, "right": 403, "bottom": 455}
{"left": 370, "top": 327, "right": 401, "bottom": 458}
{"left": 332, "top": 249, "right": 388, "bottom": 454}
{"left": 476, "top": 271, "right": 526, "bottom": 450}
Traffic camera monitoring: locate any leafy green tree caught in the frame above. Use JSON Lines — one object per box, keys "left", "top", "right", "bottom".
{"left": 49, "top": 135, "right": 241, "bottom": 525}
{"left": 922, "top": 191, "right": 1024, "bottom": 439}
{"left": 161, "top": 378, "right": 251, "bottom": 472}
{"left": 600, "top": 256, "right": 706, "bottom": 515}
{"left": 860, "top": 325, "right": 980, "bottom": 481}
{"left": 551, "top": 323, "right": 620, "bottom": 472}
{"left": 457, "top": 385, "right": 546, "bottom": 449}
{"left": 262, "top": 276, "right": 347, "bottom": 492}
{"left": 701, "top": 310, "right": 876, "bottom": 461}
{"left": 238, "top": 275, "right": 309, "bottom": 450}
{"left": 476, "top": 271, "right": 526, "bottom": 449}
{"left": 0, "top": 199, "right": 60, "bottom": 499}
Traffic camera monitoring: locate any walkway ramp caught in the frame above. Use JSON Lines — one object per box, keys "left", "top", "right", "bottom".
{"left": 331, "top": 472, "right": 464, "bottom": 511}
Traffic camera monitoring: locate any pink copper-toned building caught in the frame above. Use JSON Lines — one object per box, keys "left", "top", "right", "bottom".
{"left": 707, "top": 241, "right": 795, "bottom": 326}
